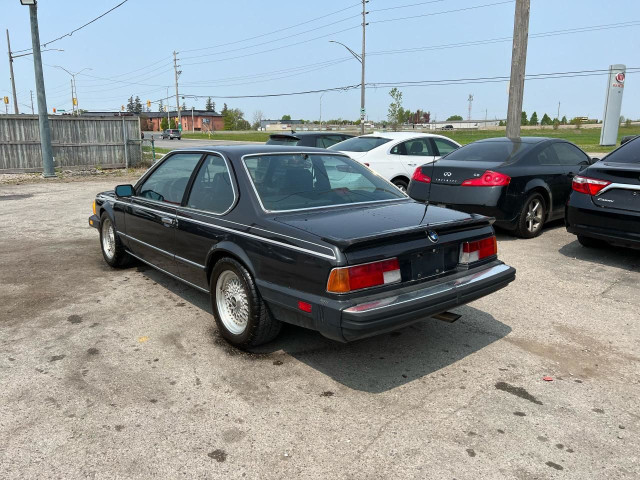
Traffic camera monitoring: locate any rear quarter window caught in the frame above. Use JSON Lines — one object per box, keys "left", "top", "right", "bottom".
{"left": 603, "top": 137, "right": 640, "bottom": 164}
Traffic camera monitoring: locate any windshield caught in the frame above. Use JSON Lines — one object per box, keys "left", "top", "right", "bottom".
{"left": 328, "top": 136, "right": 391, "bottom": 152}
{"left": 243, "top": 153, "right": 405, "bottom": 211}
{"left": 266, "top": 136, "right": 299, "bottom": 146}
{"left": 444, "top": 140, "right": 533, "bottom": 163}
{"left": 603, "top": 137, "right": 640, "bottom": 164}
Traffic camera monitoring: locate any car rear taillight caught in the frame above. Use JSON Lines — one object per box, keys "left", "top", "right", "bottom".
{"left": 412, "top": 167, "right": 431, "bottom": 184}
{"left": 327, "top": 258, "right": 401, "bottom": 293}
{"left": 459, "top": 236, "right": 497, "bottom": 264}
{"left": 571, "top": 175, "right": 611, "bottom": 195}
{"left": 461, "top": 170, "right": 510, "bottom": 187}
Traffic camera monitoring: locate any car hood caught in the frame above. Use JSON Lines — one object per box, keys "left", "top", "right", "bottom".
{"left": 274, "top": 200, "right": 483, "bottom": 247}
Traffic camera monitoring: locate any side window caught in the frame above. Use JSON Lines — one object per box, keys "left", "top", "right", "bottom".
{"left": 433, "top": 138, "right": 458, "bottom": 156}
{"left": 390, "top": 142, "right": 407, "bottom": 155}
{"left": 138, "top": 153, "right": 201, "bottom": 204}
{"left": 316, "top": 137, "right": 330, "bottom": 148}
{"left": 537, "top": 146, "right": 560, "bottom": 166}
{"left": 186, "top": 155, "right": 235, "bottom": 214}
{"left": 403, "top": 138, "right": 434, "bottom": 156}
{"left": 551, "top": 143, "right": 588, "bottom": 166}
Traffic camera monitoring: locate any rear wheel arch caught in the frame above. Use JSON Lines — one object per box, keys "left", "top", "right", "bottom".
{"left": 206, "top": 243, "right": 255, "bottom": 286}
{"left": 391, "top": 175, "right": 410, "bottom": 191}
{"left": 524, "top": 184, "right": 552, "bottom": 221}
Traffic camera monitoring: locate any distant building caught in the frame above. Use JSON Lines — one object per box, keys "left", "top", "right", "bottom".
{"left": 81, "top": 110, "right": 224, "bottom": 132}
{"left": 260, "top": 119, "right": 304, "bottom": 131}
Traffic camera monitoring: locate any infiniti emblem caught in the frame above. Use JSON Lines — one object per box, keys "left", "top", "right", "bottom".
{"left": 443, "top": 172, "right": 452, "bottom": 177}
{"left": 427, "top": 230, "right": 439, "bottom": 243}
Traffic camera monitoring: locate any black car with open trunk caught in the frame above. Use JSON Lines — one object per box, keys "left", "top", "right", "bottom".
{"left": 89, "top": 145, "right": 515, "bottom": 348}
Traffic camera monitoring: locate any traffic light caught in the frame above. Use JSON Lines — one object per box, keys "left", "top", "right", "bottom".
{"left": 53, "top": 108, "right": 56, "bottom": 113}
{"left": 146, "top": 100, "right": 151, "bottom": 108}
{"left": 121, "top": 105, "right": 125, "bottom": 111}
{"left": 72, "top": 98, "right": 78, "bottom": 106}
{"left": 3, "top": 96, "right": 8, "bottom": 104}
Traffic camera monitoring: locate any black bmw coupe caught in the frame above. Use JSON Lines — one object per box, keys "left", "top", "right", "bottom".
{"left": 408, "top": 137, "right": 593, "bottom": 238}
{"left": 89, "top": 146, "right": 515, "bottom": 348}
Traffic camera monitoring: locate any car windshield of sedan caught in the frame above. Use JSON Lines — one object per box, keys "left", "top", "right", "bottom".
{"left": 243, "top": 153, "right": 405, "bottom": 211}
{"left": 444, "top": 141, "right": 534, "bottom": 163}
{"left": 328, "top": 136, "right": 391, "bottom": 152}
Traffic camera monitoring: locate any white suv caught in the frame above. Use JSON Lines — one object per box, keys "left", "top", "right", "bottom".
{"left": 329, "top": 132, "right": 460, "bottom": 192}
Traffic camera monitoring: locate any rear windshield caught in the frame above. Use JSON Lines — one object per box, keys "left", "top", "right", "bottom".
{"left": 604, "top": 137, "right": 640, "bottom": 164}
{"left": 328, "top": 136, "right": 391, "bottom": 152}
{"left": 444, "top": 140, "right": 533, "bottom": 162}
{"left": 243, "top": 153, "right": 405, "bottom": 211}
{"left": 266, "top": 136, "right": 299, "bottom": 146}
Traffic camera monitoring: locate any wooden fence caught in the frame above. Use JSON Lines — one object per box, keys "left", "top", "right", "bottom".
{"left": 0, "top": 115, "right": 142, "bottom": 173}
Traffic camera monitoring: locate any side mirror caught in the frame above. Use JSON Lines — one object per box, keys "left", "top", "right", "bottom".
{"left": 114, "top": 184, "right": 134, "bottom": 197}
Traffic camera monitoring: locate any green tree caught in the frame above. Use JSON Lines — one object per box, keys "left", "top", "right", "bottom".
{"left": 181, "top": 102, "right": 186, "bottom": 111}
{"left": 561, "top": 115, "right": 568, "bottom": 125}
{"left": 520, "top": 111, "right": 528, "bottom": 126}
{"left": 126, "top": 96, "right": 135, "bottom": 113}
{"left": 529, "top": 111, "right": 538, "bottom": 126}
{"left": 158, "top": 99, "right": 164, "bottom": 113}
{"left": 625, "top": 118, "right": 632, "bottom": 127}
{"left": 221, "top": 103, "right": 233, "bottom": 130}
{"left": 133, "top": 96, "right": 143, "bottom": 114}
{"left": 498, "top": 120, "right": 505, "bottom": 126}
{"left": 169, "top": 118, "right": 177, "bottom": 129}
{"left": 446, "top": 115, "right": 463, "bottom": 121}
{"left": 552, "top": 118, "right": 560, "bottom": 130}
{"left": 281, "top": 114, "right": 292, "bottom": 121}
{"left": 160, "top": 117, "right": 169, "bottom": 130}
{"left": 540, "top": 113, "right": 552, "bottom": 125}
{"left": 387, "top": 88, "right": 404, "bottom": 130}
{"left": 205, "top": 97, "right": 215, "bottom": 112}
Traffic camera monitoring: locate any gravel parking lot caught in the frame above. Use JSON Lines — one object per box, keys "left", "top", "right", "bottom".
{"left": 1, "top": 178, "right": 639, "bottom": 479}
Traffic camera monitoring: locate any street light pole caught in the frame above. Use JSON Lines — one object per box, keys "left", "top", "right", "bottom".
{"left": 360, "top": 0, "right": 367, "bottom": 135}
{"left": 319, "top": 92, "right": 326, "bottom": 126}
{"left": 52, "top": 66, "right": 91, "bottom": 115}
{"left": 24, "top": 0, "right": 55, "bottom": 177}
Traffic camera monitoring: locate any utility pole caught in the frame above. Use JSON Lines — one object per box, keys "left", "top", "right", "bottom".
{"left": 173, "top": 51, "right": 181, "bottom": 130}
{"left": 557, "top": 101, "right": 560, "bottom": 121}
{"left": 30, "top": 90, "right": 34, "bottom": 114}
{"left": 25, "top": 1, "right": 55, "bottom": 177}
{"left": 6, "top": 29, "right": 19, "bottom": 114}
{"left": 70, "top": 79, "right": 75, "bottom": 115}
{"left": 360, "top": 0, "right": 367, "bottom": 135}
{"left": 467, "top": 94, "right": 474, "bottom": 121}
{"left": 505, "top": 0, "right": 530, "bottom": 139}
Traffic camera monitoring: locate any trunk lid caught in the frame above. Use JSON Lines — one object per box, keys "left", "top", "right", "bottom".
{"left": 588, "top": 162, "right": 640, "bottom": 213}
{"left": 428, "top": 160, "right": 504, "bottom": 185}
{"left": 275, "top": 200, "right": 494, "bottom": 284}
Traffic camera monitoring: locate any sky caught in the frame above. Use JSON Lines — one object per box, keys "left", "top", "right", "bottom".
{"left": 2, "top": 0, "right": 639, "bottom": 123}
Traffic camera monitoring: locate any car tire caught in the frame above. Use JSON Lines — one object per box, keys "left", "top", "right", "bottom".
{"left": 392, "top": 178, "right": 409, "bottom": 193}
{"left": 577, "top": 234, "right": 606, "bottom": 248}
{"left": 210, "top": 257, "right": 281, "bottom": 349}
{"left": 515, "top": 193, "right": 546, "bottom": 238}
{"left": 99, "top": 212, "right": 132, "bottom": 267}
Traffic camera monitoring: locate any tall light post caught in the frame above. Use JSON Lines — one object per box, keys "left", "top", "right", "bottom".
{"left": 21, "top": 0, "right": 55, "bottom": 177}
{"left": 329, "top": 38, "right": 366, "bottom": 135}
{"left": 52, "top": 65, "right": 92, "bottom": 115}
{"left": 319, "top": 91, "right": 326, "bottom": 127}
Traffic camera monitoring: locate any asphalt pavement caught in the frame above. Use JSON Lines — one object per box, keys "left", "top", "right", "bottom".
{"left": 1, "top": 177, "right": 639, "bottom": 479}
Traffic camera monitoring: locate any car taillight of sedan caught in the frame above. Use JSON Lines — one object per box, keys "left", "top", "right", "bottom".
{"left": 327, "top": 258, "right": 401, "bottom": 293}
{"left": 459, "top": 236, "right": 498, "bottom": 264}
{"left": 461, "top": 171, "right": 511, "bottom": 187}
{"left": 571, "top": 175, "right": 611, "bottom": 195}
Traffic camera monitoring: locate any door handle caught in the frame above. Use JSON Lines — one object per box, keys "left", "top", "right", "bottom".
{"left": 408, "top": 163, "right": 417, "bottom": 166}
{"left": 161, "top": 217, "right": 175, "bottom": 227}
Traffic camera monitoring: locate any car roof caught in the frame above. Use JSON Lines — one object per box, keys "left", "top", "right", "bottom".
{"left": 269, "top": 132, "right": 352, "bottom": 138}
{"left": 359, "top": 131, "right": 453, "bottom": 140}
{"left": 169, "top": 144, "right": 341, "bottom": 157}
{"left": 473, "top": 136, "right": 556, "bottom": 145}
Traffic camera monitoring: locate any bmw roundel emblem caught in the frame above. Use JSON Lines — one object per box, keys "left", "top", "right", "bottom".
{"left": 427, "top": 230, "right": 439, "bottom": 243}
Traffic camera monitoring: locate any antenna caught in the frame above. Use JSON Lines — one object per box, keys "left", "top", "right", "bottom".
{"left": 467, "top": 94, "right": 474, "bottom": 121}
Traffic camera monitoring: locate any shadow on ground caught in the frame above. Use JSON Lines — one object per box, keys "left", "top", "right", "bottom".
{"left": 558, "top": 239, "right": 640, "bottom": 272}
{"left": 494, "top": 219, "right": 564, "bottom": 243}
{"left": 138, "top": 265, "right": 512, "bottom": 393}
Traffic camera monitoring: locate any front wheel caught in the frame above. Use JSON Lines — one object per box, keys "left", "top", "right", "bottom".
{"left": 515, "top": 193, "right": 546, "bottom": 238}
{"left": 210, "top": 257, "right": 281, "bottom": 349}
{"left": 99, "top": 213, "right": 132, "bottom": 267}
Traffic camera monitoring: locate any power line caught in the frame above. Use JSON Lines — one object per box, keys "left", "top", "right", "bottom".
{"left": 13, "top": 0, "right": 130, "bottom": 53}
{"left": 370, "top": 0, "right": 514, "bottom": 24}
{"left": 181, "top": 1, "right": 362, "bottom": 53}
{"left": 370, "top": 0, "right": 449, "bottom": 13}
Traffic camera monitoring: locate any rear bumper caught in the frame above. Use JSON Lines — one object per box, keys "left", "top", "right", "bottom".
{"left": 340, "top": 263, "right": 515, "bottom": 341}
{"left": 88, "top": 214, "right": 100, "bottom": 229}
{"left": 258, "top": 261, "right": 516, "bottom": 343}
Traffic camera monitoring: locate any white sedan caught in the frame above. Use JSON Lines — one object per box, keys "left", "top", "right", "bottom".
{"left": 328, "top": 132, "right": 461, "bottom": 192}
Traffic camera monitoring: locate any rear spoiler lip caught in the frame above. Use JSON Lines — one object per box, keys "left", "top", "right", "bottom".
{"left": 320, "top": 214, "right": 494, "bottom": 249}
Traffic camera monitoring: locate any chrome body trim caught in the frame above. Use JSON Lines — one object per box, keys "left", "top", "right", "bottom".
{"left": 240, "top": 151, "right": 408, "bottom": 214}
{"left": 596, "top": 183, "right": 640, "bottom": 196}
{"left": 126, "top": 251, "right": 209, "bottom": 293}
{"left": 343, "top": 264, "right": 511, "bottom": 314}
{"left": 117, "top": 231, "right": 174, "bottom": 259}
{"left": 175, "top": 254, "right": 206, "bottom": 269}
